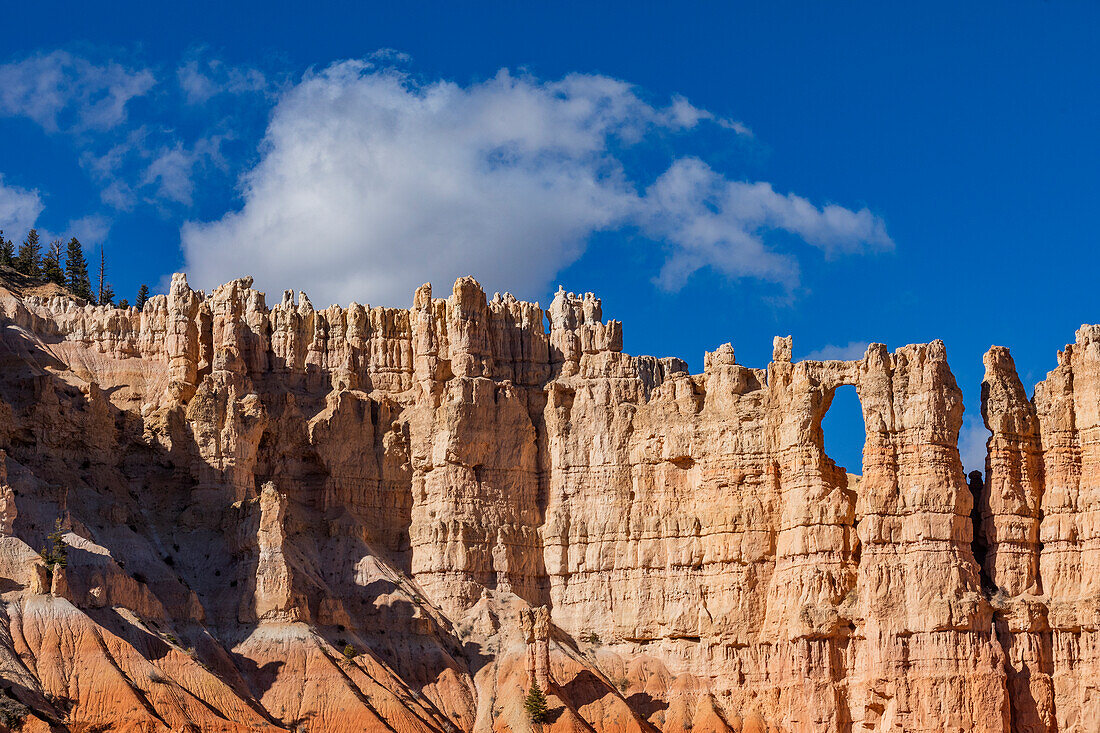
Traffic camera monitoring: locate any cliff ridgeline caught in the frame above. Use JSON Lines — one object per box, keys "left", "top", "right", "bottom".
{"left": 0, "top": 273, "right": 1092, "bottom": 732}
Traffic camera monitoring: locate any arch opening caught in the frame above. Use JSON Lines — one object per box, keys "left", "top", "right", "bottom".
{"left": 821, "top": 384, "right": 866, "bottom": 478}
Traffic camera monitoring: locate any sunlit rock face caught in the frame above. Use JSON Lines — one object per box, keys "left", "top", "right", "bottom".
{"left": 0, "top": 272, "right": 1086, "bottom": 731}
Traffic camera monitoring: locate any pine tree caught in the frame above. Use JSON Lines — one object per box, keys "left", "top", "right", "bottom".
{"left": 135, "top": 283, "right": 150, "bottom": 310}
{"left": 117, "top": 298, "right": 129, "bottom": 309}
{"left": 524, "top": 683, "right": 549, "bottom": 726}
{"left": 42, "top": 240, "right": 65, "bottom": 285}
{"left": 0, "top": 231, "right": 13, "bottom": 267}
{"left": 96, "top": 247, "right": 110, "bottom": 306}
{"left": 15, "top": 229, "right": 41, "bottom": 277}
{"left": 65, "top": 238, "right": 93, "bottom": 301}
{"left": 40, "top": 518, "right": 68, "bottom": 583}
{"left": 98, "top": 282, "right": 115, "bottom": 307}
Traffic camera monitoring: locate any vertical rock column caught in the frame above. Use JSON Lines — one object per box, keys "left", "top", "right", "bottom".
{"left": 0, "top": 449, "right": 14, "bottom": 535}
{"left": 411, "top": 283, "right": 443, "bottom": 400}
{"left": 185, "top": 280, "right": 267, "bottom": 503}
{"left": 165, "top": 273, "right": 201, "bottom": 403}
{"left": 762, "top": 336, "right": 858, "bottom": 731}
{"left": 981, "top": 346, "right": 1044, "bottom": 594}
{"left": 849, "top": 341, "right": 1008, "bottom": 731}
{"left": 533, "top": 606, "right": 552, "bottom": 689}
{"left": 981, "top": 345, "right": 1054, "bottom": 733}
{"left": 409, "top": 279, "right": 544, "bottom": 615}
{"left": 519, "top": 606, "right": 553, "bottom": 689}
{"left": 1035, "top": 325, "right": 1100, "bottom": 728}
{"left": 239, "top": 482, "right": 305, "bottom": 622}
{"left": 208, "top": 277, "right": 269, "bottom": 379}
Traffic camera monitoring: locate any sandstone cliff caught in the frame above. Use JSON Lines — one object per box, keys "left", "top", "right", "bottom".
{"left": 0, "top": 274, "right": 1090, "bottom": 731}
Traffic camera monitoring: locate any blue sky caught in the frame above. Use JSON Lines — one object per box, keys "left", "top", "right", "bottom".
{"left": 0, "top": 1, "right": 1097, "bottom": 473}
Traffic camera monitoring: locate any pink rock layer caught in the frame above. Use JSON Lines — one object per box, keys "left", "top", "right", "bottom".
{"left": 0, "top": 274, "right": 1087, "bottom": 731}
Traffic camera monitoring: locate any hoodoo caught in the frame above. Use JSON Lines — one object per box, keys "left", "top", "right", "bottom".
{"left": 0, "top": 273, "right": 1094, "bottom": 731}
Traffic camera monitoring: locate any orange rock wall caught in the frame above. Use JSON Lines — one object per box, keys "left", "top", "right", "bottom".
{"left": 0, "top": 274, "right": 1088, "bottom": 731}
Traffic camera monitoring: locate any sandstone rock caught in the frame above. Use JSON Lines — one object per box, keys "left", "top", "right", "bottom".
{"left": 0, "top": 274, "right": 1090, "bottom": 731}
{"left": 980, "top": 328, "right": 1100, "bottom": 731}
{"left": 0, "top": 450, "right": 15, "bottom": 535}
{"left": 520, "top": 605, "right": 553, "bottom": 689}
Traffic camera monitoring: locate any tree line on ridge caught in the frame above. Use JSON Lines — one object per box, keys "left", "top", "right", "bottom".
{"left": 0, "top": 228, "right": 149, "bottom": 309}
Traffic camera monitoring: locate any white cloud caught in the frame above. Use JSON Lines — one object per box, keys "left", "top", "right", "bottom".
{"left": 0, "top": 176, "right": 44, "bottom": 237}
{"left": 36, "top": 214, "right": 112, "bottom": 255}
{"left": 803, "top": 341, "right": 872, "bottom": 362}
{"left": 0, "top": 51, "right": 154, "bottom": 133}
{"left": 99, "top": 179, "right": 136, "bottom": 211}
{"left": 0, "top": 49, "right": 263, "bottom": 214}
{"left": 79, "top": 127, "right": 151, "bottom": 210}
{"left": 368, "top": 48, "right": 412, "bottom": 64}
{"left": 141, "top": 144, "right": 204, "bottom": 206}
{"left": 181, "top": 62, "right": 894, "bottom": 306}
{"left": 958, "top": 415, "right": 990, "bottom": 476}
{"left": 80, "top": 127, "right": 228, "bottom": 210}
{"left": 644, "top": 159, "right": 893, "bottom": 290}
{"left": 64, "top": 214, "right": 112, "bottom": 246}
{"left": 178, "top": 55, "right": 268, "bottom": 105}
{"left": 0, "top": 174, "right": 108, "bottom": 249}
{"left": 141, "top": 135, "right": 228, "bottom": 207}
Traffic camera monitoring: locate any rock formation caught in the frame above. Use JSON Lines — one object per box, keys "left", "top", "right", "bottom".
{"left": 0, "top": 272, "right": 1092, "bottom": 731}
{"left": 520, "top": 605, "right": 552, "bottom": 690}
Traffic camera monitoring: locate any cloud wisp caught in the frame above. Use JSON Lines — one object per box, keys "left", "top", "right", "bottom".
{"left": 803, "top": 341, "right": 873, "bottom": 362}
{"left": 182, "top": 62, "right": 893, "bottom": 306}
{"left": 0, "top": 176, "right": 109, "bottom": 255}
{"left": 0, "top": 48, "right": 267, "bottom": 219}
{"left": 0, "top": 51, "right": 154, "bottom": 134}
{"left": 177, "top": 52, "right": 269, "bottom": 105}
{"left": 0, "top": 176, "right": 44, "bottom": 237}
{"left": 958, "top": 415, "right": 991, "bottom": 476}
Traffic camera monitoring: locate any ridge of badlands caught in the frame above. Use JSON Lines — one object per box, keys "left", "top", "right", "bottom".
{"left": 0, "top": 273, "right": 1094, "bottom": 732}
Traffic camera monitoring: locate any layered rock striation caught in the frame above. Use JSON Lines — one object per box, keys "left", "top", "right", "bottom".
{"left": 0, "top": 273, "right": 1090, "bottom": 731}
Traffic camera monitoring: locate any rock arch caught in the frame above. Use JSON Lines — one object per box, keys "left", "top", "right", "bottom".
{"left": 762, "top": 338, "right": 1001, "bottom": 729}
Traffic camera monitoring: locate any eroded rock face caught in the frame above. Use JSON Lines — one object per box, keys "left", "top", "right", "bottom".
{"left": 0, "top": 273, "right": 1083, "bottom": 732}
{"left": 979, "top": 327, "right": 1100, "bottom": 732}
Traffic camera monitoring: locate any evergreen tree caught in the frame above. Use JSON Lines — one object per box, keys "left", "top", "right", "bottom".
{"left": 40, "top": 518, "right": 68, "bottom": 583}
{"left": 65, "top": 238, "right": 93, "bottom": 301}
{"left": 0, "top": 231, "right": 13, "bottom": 267}
{"left": 117, "top": 298, "right": 129, "bottom": 309}
{"left": 97, "top": 247, "right": 109, "bottom": 305}
{"left": 98, "top": 282, "right": 115, "bottom": 307}
{"left": 42, "top": 240, "right": 65, "bottom": 285}
{"left": 524, "top": 684, "right": 549, "bottom": 726}
{"left": 15, "top": 229, "right": 41, "bottom": 277}
{"left": 135, "top": 283, "right": 150, "bottom": 310}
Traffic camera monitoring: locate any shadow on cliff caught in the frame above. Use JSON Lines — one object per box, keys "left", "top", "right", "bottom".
{"left": 0, "top": 311, "right": 520, "bottom": 730}
{"left": 625, "top": 692, "right": 669, "bottom": 720}
{"left": 0, "top": 332, "right": 316, "bottom": 725}
{"left": 0, "top": 330, "right": 302, "bottom": 723}
{"left": 563, "top": 670, "right": 621, "bottom": 709}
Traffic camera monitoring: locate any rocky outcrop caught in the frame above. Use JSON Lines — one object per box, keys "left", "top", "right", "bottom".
{"left": 520, "top": 605, "right": 552, "bottom": 690}
{"left": 0, "top": 272, "right": 1092, "bottom": 731}
{"left": 979, "top": 327, "right": 1100, "bottom": 732}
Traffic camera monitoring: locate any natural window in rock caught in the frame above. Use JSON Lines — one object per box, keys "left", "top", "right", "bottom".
{"left": 821, "top": 384, "right": 865, "bottom": 477}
